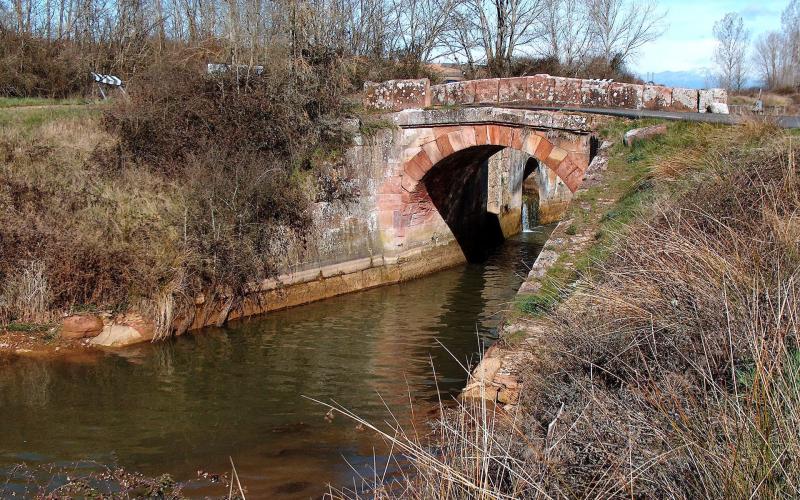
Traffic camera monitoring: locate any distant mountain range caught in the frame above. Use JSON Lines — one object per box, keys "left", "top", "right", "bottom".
{"left": 639, "top": 70, "right": 715, "bottom": 89}
{"left": 639, "top": 69, "right": 761, "bottom": 90}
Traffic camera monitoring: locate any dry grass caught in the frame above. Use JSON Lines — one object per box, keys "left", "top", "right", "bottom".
{"left": 336, "top": 123, "right": 800, "bottom": 498}
{"left": 0, "top": 57, "right": 357, "bottom": 331}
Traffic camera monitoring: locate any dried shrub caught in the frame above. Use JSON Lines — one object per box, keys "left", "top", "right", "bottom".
{"left": 96, "top": 51, "right": 355, "bottom": 319}
{"left": 512, "top": 126, "right": 800, "bottom": 497}
{"left": 0, "top": 30, "right": 90, "bottom": 98}
{"left": 0, "top": 48, "right": 355, "bottom": 326}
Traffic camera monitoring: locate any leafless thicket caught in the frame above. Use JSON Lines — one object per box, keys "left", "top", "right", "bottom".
{"left": 713, "top": 12, "right": 749, "bottom": 93}
{"left": 0, "top": 0, "right": 666, "bottom": 96}
{"left": 717, "top": 0, "right": 800, "bottom": 92}
{"left": 751, "top": 0, "right": 800, "bottom": 91}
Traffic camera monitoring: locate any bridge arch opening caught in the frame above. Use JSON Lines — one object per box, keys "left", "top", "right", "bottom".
{"left": 379, "top": 123, "right": 590, "bottom": 264}
{"left": 420, "top": 145, "right": 507, "bottom": 261}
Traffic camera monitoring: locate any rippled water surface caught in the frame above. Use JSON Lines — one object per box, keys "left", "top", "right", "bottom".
{"left": 0, "top": 225, "right": 553, "bottom": 498}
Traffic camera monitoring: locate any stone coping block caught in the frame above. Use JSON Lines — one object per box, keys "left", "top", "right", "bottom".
{"left": 365, "top": 75, "right": 725, "bottom": 114}
{"left": 364, "top": 78, "right": 430, "bottom": 111}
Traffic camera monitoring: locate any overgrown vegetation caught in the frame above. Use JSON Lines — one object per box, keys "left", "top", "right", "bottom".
{"left": 341, "top": 122, "right": 800, "bottom": 498}
{"left": 0, "top": 52, "right": 359, "bottom": 335}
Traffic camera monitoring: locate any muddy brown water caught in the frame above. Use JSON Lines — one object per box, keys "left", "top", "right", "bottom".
{"left": 0, "top": 224, "right": 553, "bottom": 498}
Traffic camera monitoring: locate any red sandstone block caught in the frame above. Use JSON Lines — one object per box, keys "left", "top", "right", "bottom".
{"left": 363, "top": 79, "right": 430, "bottom": 111}
{"left": 430, "top": 84, "right": 447, "bottom": 106}
{"left": 446, "top": 81, "right": 474, "bottom": 106}
{"left": 497, "top": 126, "right": 512, "bottom": 146}
{"left": 436, "top": 134, "right": 454, "bottom": 156}
{"left": 608, "top": 82, "right": 643, "bottom": 109}
{"left": 543, "top": 146, "right": 568, "bottom": 171}
{"left": 461, "top": 127, "right": 477, "bottom": 148}
{"left": 526, "top": 75, "right": 554, "bottom": 105}
{"left": 523, "top": 133, "right": 542, "bottom": 156}
{"left": 552, "top": 77, "right": 582, "bottom": 106}
{"left": 643, "top": 84, "right": 672, "bottom": 110}
{"left": 474, "top": 125, "right": 489, "bottom": 145}
{"left": 422, "top": 141, "right": 443, "bottom": 165}
{"left": 554, "top": 156, "right": 576, "bottom": 180}
{"left": 405, "top": 156, "right": 427, "bottom": 181}
{"left": 510, "top": 128, "right": 524, "bottom": 150}
{"left": 670, "top": 87, "right": 698, "bottom": 111}
{"left": 472, "top": 79, "right": 500, "bottom": 104}
{"left": 413, "top": 150, "right": 433, "bottom": 171}
{"left": 498, "top": 77, "right": 527, "bottom": 102}
{"left": 535, "top": 136, "right": 554, "bottom": 160}
{"left": 566, "top": 168, "right": 584, "bottom": 192}
{"left": 580, "top": 79, "right": 610, "bottom": 107}
{"left": 401, "top": 175, "right": 418, "bottom": 193}
{"left": 447, "top": 131, "right": 468, "bottom": 151}
{"left": 434, "top": 126, "right": 459, "bottom": 138}
{"left": 486, "top": 125, "right": 502, "bottom": 145}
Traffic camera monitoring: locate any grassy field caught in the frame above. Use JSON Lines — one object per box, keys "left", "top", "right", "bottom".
{"left": 0, "top": 97, "right": 91, "bottom": 108}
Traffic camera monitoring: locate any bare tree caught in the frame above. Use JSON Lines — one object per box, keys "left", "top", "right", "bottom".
{"left": 540, "top": 0, "right": 593, "bottom": 73}
{"left": 389, "top": 0, "right": 459, "bottom": 61}
{"left": 587, "top": 0, "right": 666, "bottom": 67}
{"left": 451, "top": 0, "right": 545, "bottom": 77}
{"left": 713, "top": 12, "right": 749, "bottom": 92}
{"left": 752, "top": 31, "right": 788, "bottom": 89}
{"left": 782, "top": 0, "right": 799, "bottom": 87}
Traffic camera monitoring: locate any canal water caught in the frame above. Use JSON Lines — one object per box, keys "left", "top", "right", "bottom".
{"left": 0, "top": 225, "right": 553, "bottom": 498}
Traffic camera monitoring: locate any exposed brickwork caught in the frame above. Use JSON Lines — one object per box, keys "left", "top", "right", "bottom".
{"left": 364, "top": 75, "right": 727, "bottom": 113}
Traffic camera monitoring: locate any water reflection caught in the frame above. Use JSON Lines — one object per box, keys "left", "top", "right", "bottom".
{"left": 0, "top": 226, "right": 553, "bottom": 498}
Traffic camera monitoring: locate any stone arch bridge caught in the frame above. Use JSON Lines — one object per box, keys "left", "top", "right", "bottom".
{"left": 181, "top": 76, "right": 728, "bottom": 330}
{"left": 378, "top": 107, "right": 592, "bottom": 261}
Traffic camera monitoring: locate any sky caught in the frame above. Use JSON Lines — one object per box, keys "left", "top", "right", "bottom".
{"left": 633, "top": 0, "right": 788, "bottom": 76}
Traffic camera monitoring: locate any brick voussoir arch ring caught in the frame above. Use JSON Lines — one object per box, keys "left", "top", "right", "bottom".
{"left": 400, "top": 124, "right": 587, "bottom": 194}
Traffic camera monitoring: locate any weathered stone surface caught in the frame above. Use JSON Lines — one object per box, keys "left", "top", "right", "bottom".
{"left": 365, "top": 75, "right": 725, "bottom": 113}
{"left": 699, "top": 88, "right": 728, "bottom": 113}
{"left": 364, "top": 79, "right": 430, "bottom": 111}
{"left": 90, "top": 325, "right": 149, "bottom": 347}
{"left": 472, "top": 357, "right": 502, "bottom": 383}
{"left": 608, "top": 82, "right": 643, "bottom": 109}
{"left": 671, "top": 87, "right": 698, "bottom": 111}
{"left": 445, "top": 81, "right": 474, "bottom": 106}
{"left": 527, "top": 74, "right": 555, "bottom": 105}
{"left": 623, "top": 124, "right": 668, "bottom": 147}
{"left": 461, "top": 383, "right": 499, "bottom": 401}
{"left": 643, "top": 85, "right": 672, "bottom": 110}
{"left": 580, "top": 79, "right": 611, "bottom": 107}
{"left": 430, "top": 84, "right": 447, "bottom": 106}
{"left": 473, "top": 79, "right": 500, "bottom": 104}
{"left": 551, "top": 77, "right": 582, "bottom": 106}
{"left": 60, "top": 314, "right": 104, "bottom": 339}
{"left": 498, "top": 77, "right": 527, "bottom": 102}
{"left": 708, "top": 102, "right": 730, "bottom": 114}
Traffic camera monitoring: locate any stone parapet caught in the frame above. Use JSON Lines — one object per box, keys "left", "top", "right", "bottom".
{"left": 364, "top": 75, "right": 727, "bottom": 114}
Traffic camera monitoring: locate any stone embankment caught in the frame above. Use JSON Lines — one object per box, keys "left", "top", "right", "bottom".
{"left": 364, "top": 75, "right": 727, "bottom": 114}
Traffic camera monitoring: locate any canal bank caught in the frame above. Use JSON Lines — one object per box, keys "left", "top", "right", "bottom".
{"left": 0, "top": 223, "right": 554, "bottom": 498}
